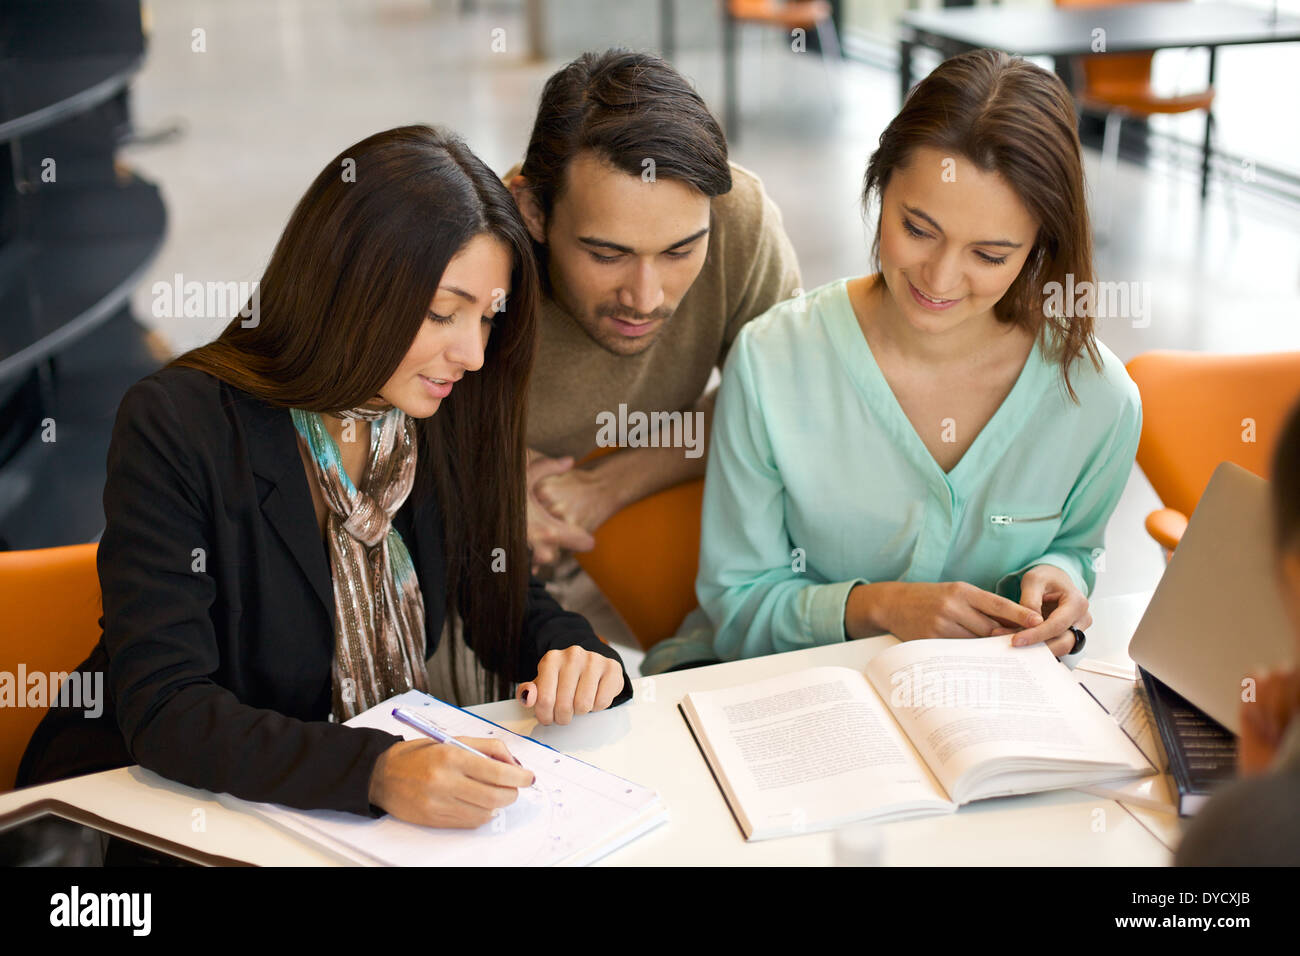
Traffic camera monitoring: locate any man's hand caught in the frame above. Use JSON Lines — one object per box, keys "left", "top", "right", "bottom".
{"left": 534, "top": 463, "right": 622, "bottom": 537}
{"left": 526, "top": 451, "right": 595, "bottom": 571}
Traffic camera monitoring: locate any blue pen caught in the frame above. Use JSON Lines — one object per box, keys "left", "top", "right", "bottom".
{"left": 392, "top": 706, "right": 530, "bottom": 774}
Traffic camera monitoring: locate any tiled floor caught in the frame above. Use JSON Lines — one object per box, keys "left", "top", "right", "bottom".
{"left": 119, "top": 0, "right": 1300, "bottom": 684}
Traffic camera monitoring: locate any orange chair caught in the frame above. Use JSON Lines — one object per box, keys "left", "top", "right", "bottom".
{"left": 0, "top": 543, "right": 102, "bottom": 791}
{"left": 575, "top": 478, "right": 705, "bottom": 652}
{"left": 722, "top": 0, "right": 841, "bottom": 140}
{"left": 1056, "top": 0, "right": 1217, "bottom": 226}
{"left": 1126, "top": 351, "right": 1300, "bottom": 552}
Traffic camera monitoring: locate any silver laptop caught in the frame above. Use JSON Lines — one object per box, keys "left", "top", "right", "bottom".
{"left": 1128, "top": 461, "right": 1294, "bottom": 734}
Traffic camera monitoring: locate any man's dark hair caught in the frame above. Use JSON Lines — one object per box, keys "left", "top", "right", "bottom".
{"left": 519, "top": 48, "right": 731, "bottom": 233}
{"left": 1273, "top": 397, "right": 1300, "bottom": 554}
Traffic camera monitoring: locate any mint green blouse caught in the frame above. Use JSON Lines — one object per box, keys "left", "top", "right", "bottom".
{"left": 642, "top": 278, "right": 1142, "bottom": 675}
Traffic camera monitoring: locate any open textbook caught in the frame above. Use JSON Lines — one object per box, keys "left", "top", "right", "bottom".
{"left": 680, "top": 637, "right": 1155, "bottom": 840}
{"left": 219, "top": 690, "right": 667, "bottom": 866}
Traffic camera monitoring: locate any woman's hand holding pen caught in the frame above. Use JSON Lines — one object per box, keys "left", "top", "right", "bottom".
{"left": 517, "top": 645, "right": 624, "bottom": 726}
{"left": 989, "top": 564, "right": 1092, "bottom": 658}
{"left": 368, "top": 737, "right": 535, "bottom": 829}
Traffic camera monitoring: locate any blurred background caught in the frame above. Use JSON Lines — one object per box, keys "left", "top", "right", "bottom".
{"left": 2, "top": 0, "right": 1298, "bottom": 677}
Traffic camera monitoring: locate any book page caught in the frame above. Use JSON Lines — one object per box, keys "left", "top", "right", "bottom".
{"left": 683, "top": 666, "right": 951, "bottom": 838}
{"left": 1075, "top": 670, "right": 1174, "bottom": 811}
{"left": 1076, "top": 669, "right": 1167, "bottom": 772}
{"left": 863, "top": 637, "right": 1151, "bottom": 802}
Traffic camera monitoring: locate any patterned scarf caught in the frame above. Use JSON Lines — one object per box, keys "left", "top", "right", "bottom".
{"left": 290, "top": 405, "right": 429, "bottom": 721}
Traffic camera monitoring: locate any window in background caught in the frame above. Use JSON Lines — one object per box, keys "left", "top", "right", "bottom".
{"left": 840, "top": 0, "right": 1299, "bottom": 200}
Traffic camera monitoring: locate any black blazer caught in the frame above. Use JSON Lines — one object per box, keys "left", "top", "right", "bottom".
{"left": 17, "top": 367, "right": 631, "bottom": 814}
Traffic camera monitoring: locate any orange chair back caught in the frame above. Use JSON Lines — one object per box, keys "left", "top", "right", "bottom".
{"left": 1054, "top": 0, "right": 1156, "bottom": 99}
{"left": 576, "top": 478, "right": 705, "bottom": 652}
{"left": 0, "top": 543, "right": 102, "bottom": 791}
{"left": 1126, "top": 351, "right": 1300, "bottom": 519}
{"left": 727, "top": 0, "right": 831, "bottom": 28}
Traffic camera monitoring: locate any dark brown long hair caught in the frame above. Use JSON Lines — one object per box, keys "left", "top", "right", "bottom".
{"left": 518, "top": 48, "right": 732, "bottom": 288}
{"left": 863, "top": 49, "right": 1101, "bottom": 399}
{"left": 170, "top": 125, "right": 537, "bottom": 703}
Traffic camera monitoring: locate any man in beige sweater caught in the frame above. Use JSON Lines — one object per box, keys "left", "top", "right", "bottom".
{"left": 505, "top": 50, "right": 802, "bottom": 601}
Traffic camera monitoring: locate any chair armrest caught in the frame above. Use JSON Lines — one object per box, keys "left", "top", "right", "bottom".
{"left": 1145, "top": 508, "right": 1189, "bottom": 551}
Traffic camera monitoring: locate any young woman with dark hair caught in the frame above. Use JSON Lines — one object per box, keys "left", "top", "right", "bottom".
{"left": 646, "top": 49, "right": 1142, "bottom": 674}
{"left": 18, "top": 125, "right": 630, "bottom": 829}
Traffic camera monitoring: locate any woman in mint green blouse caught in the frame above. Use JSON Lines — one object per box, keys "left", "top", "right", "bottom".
{"left": 643, "top": 50, "right": 1141, "bottom": 675}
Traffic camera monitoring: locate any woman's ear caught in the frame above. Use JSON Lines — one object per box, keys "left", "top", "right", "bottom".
{"left": 508, "top": 175, "right": 548, "bottom": 246}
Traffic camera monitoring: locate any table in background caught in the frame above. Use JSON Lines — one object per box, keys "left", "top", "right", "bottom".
{"left": 897, "top": 1, "right": 1300, "bottom": 198}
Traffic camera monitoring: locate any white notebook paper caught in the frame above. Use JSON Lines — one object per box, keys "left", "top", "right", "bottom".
{"left": 221, "top": 690, "right": 667, "bottom": 866}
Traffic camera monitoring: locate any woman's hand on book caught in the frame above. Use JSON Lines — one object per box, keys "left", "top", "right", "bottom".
{"left": 991, "top": 564, "right": 1091, "bottom": 657}
{"left": 846, "top": 581, "right": 1042, "bottom": 642}
{"left": 1238, "top": 666, "right": 1300, "bottom": 775}
{"left": 519, "top": 645, "right": 625, "bottom": 726}
{"left": 368, "top": 737, "right": 535, "bottom": 829}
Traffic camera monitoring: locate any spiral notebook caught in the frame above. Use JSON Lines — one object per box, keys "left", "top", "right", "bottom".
{"left": 220, "top": 690, "right": 667, "bottom": 866}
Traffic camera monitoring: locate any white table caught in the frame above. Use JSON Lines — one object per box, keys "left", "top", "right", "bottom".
{"left": 0, "top": 594, "right": 1181, "bottom": 865}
